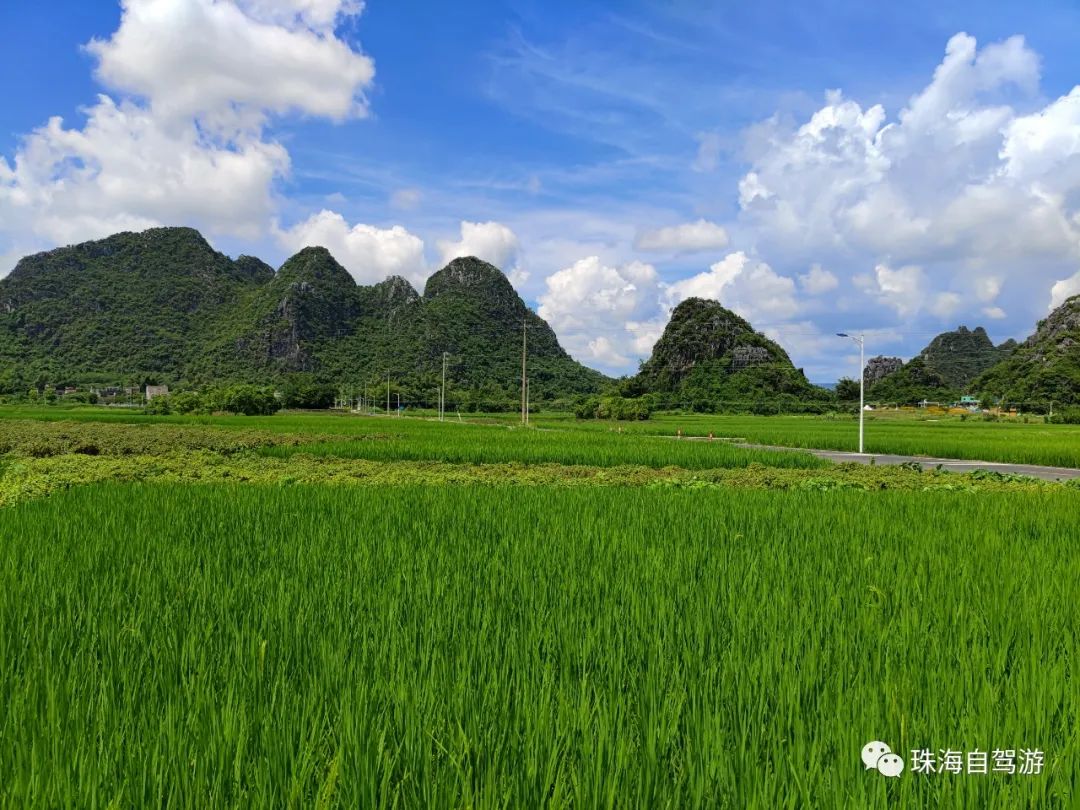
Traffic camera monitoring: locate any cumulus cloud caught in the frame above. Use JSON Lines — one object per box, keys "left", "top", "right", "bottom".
{"left": 857, "top": 263, "right": 925, "bottom": 318}
{"left": 539, "top": 257, "right": 657, "bottom": 330}
{"left": 1, "top": 0, "right": 375, "bottom": 266}
{"left": 663, "top": 251, "right": 800, "bottom": 322}
{"left": 798, "top": 263, "right": 839, "bottom": 295}
{"left": 0, "top": 96, "right": 289, "bottom": 247}
{"left": 1050, "top": 270, "right": 1080, "bottom": 309}
{"left": 538, "top": 256, "right": 660, "bottom": 370}
{"left": 437, "top": 220, "right": 522, "bottom": 272}
{"left": 87, "top": 0, "right": 374, "bottom": 131}
{"left": 275, "top": 210, "right": 426, "bottom": 284}
{"left": 634, "top": 219, "right": 729, "bottom": 253}
{"left": 737, "top": 32, "right": 1080, "bottom": 324}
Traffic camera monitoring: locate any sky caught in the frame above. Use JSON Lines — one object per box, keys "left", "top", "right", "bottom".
{"left": 2, "top": 1, "right": 1080, "bottom": 383}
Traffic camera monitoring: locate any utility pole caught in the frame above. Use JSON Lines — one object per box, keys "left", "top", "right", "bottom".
{"left": 396, "top": 392, "right": 401, "bottom": 416}
{"left": 441, "top": 351, "right": 448, "bottom": 422}
{"left": 837, "top": 332, "right": 865, "bottom": 454}
{"left": 386, "top": 372, "right": 390, "bottom": 415}
{"left": 521, "top": 318, "right": 528, "bottom": 425}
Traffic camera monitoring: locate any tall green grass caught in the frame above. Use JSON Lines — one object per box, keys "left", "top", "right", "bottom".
{"left": 1, "top": 483, "right": 1075, "bottom": 807}
{"left": 255, "top": 425, "right": 826, "bottom": 470}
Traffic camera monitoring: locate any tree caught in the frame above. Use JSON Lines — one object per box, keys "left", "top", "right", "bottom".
{"left": 836, "top": 378, "right": 860, "bottom": 401}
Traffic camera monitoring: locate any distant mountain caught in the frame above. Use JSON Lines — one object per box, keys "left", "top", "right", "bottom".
{"left": 866, "top": 325, "right": 1016, "bottom": 403}
{"left": 0, "top": 228, "right": 270, "bottom": 387}
{"left": 917, "top": 326, "right": 1015, "bottom": 388}
{"left": 624, "top": 297, "right": 828, "bottom": 408}
{"left": 0, "top": 228, "right": 606, "bottom": 405}
{"left": 974, "top": 296, "right": 1080, "bottom": 404}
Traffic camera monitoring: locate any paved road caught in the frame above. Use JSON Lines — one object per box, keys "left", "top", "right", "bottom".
{"left": 673, "top": 436, "right": 1080, "bottom": 481}
{"left": 749, "top": 443, "right": 1080, "bottom": 482}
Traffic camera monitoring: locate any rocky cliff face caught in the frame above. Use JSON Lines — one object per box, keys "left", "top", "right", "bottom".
{"left": 863, "top": 356, "right": 903, "bottom": 386}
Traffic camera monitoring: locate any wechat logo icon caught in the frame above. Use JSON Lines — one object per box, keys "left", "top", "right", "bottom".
{"left": 862, "top": 741, "right": 905, "bottom": 778}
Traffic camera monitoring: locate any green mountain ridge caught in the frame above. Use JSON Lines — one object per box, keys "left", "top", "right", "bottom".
{"left": 0, "top": 228, "right": 605, "bottom": 406}
{"left": 4, "top": 227, "right": 1080, "bottom": 409}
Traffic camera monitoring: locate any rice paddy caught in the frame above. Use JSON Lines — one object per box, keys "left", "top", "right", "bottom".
{"left": 0, "top": 408, "right": 1078, "bottom": 807}
{"left": 2, "top": 484, "right": 1077, "bottom": 808}
{"left": 4, "top": 405, "right": 1080, "bottom": 468}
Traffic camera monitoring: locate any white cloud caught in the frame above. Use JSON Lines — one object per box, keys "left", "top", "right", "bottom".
{"left": 1050, "top": 270, "right": 1080, "bottom": 309}
{"left": 275, "top": 210, "right": 426, "bottom": 285}
{"left": 798, "top": 263, "right": 839, "bottom": 294}
{"left": 0, "top": 0, "right": 376, "bottom": 259}
{"left": 437, "top": 220, "right": 521, "bottom": 272}
{"left": 737, "top": 32, "right": 1080, "bottom": 324}
{"left": 974, "top": 276, "right": 1002, "bottom": 302}
{"left": 539, "top": 256, "right": 657, "bottom": 332}
{"left": 585, "top": 336, "right": 632, "bottom": 368}
{"left": 982, "top": 306, "right": 1007, "bottom": 319}
{"left": 930, "top": 292, "right": 963, "bottom": 318}
{"left": 663, "top": 251, "right": 800, "bottom": 322}
{"left": 87, "top": 0, "right": 374, "bottom": 131}
{"left": 0, "top": 96, "right": 288, "bottom": 246}
{"left": 634, "top": 219, "right": 729, "bottom": 253}
{"left": 538, "top": 256, "right": 660, "bottom": 370}
{"left": 858, "top": 263, "right": 924, "bottom": 318}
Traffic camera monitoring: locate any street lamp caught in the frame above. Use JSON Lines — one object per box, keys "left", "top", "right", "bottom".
{"left": 837, "top": 332, "right": 865, "bottom": 454}
{"left": 440, "top": 351, "right": 448, "bottom": 422}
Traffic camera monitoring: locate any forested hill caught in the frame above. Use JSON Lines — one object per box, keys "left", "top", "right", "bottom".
{"left": 0, "top": 228, "right": 606, "bottom": 406}
{"left": 623, "top": 297, "right": 830, "bottom": 410}
{"left": 974, "top": 295, "right": 1080, "bottom": 404}
{"left": 867, "top": 325, "right": 1017, "bottom": 403}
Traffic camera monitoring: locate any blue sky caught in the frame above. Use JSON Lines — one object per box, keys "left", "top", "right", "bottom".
{"left": 3, "top": 0, "right": 1080, "bottom": 382}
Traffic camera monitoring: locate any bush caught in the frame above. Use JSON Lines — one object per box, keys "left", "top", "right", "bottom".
{"left": 143, "top": 396, "right": 172, "bottom": 416}
{"left": 1049, "top": 407, "right": 1080, "bottom": 425}
{"left": 575, "top": 395, "right": 652, "bottom": 421}
{"left": 171, "top": 391, "right": 207, "bottom": 415}
{"left": 209, "top": 385, "right": 280, "bottom": 416}
{"left": 280, "top": 376, "right": 336, "bottom": 410}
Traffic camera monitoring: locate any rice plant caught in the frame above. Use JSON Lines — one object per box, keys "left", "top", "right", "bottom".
{"left": 0, "top": 483, "right": 1075, "bottom": 807}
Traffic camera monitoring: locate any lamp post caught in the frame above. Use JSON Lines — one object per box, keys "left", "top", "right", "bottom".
{"left": 521, "top": 318, "right": 528, "bottom": 425}
{"left": 440, "top": 351, "right": 448, "bottom": 422}
{"left": 837, "top": 332, "right": 865, "bottom": 454}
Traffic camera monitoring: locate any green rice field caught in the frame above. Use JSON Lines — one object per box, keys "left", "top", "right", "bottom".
{"left": 1, "top": 484, "right": 1077, "bottom": 807}
{"left": 3, "top": 405, "right": 1080, "bottom": 468}
{"left": 1, "top": 407, "right": 1078, "bottom": 807}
